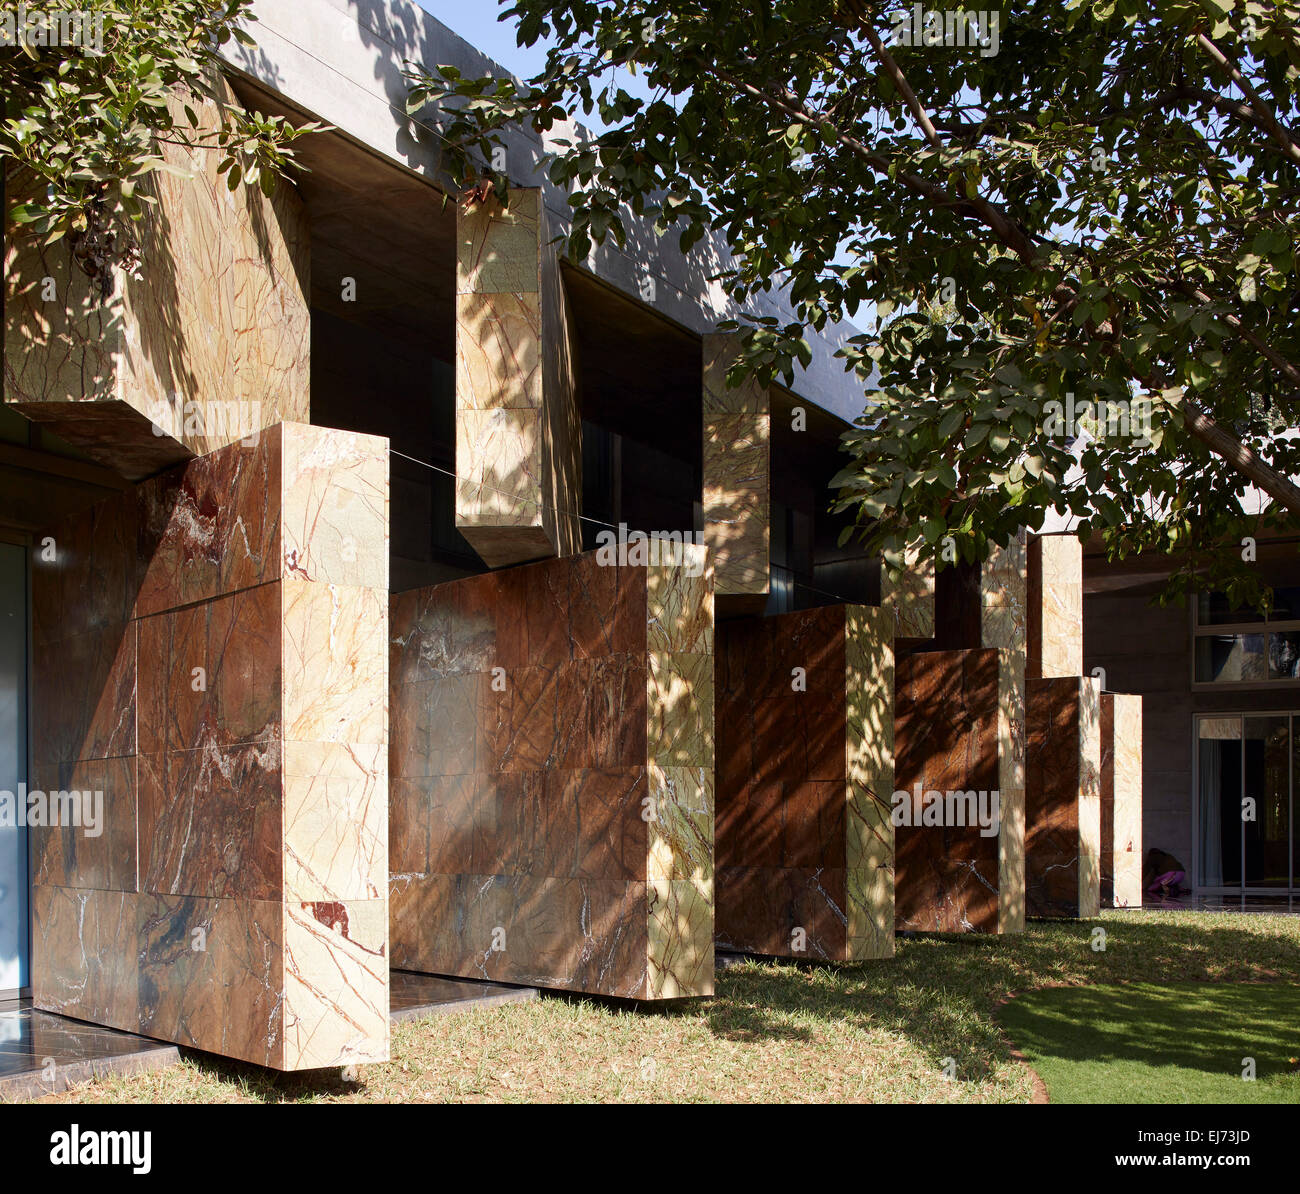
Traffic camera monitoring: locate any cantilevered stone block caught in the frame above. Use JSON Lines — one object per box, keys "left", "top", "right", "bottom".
{"left": 4, "top": 76, "right": 308, "bottom": 480}
{"left": 29, "top": 422, "right": 390, "bottom": 1070}
{"left": 389, "top": 546, "right": 714, "bottom": 998}
{"left": 455, "top": 188, "right": 581, "bottom": 567}
{"left": 894, "top": 647, "right": 1024, "bottom": 933}
{"left": 1101, "top": 693, "right": 1143, "bottom": 908}
{"left": 1025, "top": 677, "right": 1101, "bottom": 918}
{"left": 1028, "top": 533, "right": 1083, "bottom": 679}
{"left": 715, "top": 605, "right": 894, "bottom": 959}
{"left": 702, "top": 333, "right": 770, "bottom": 608}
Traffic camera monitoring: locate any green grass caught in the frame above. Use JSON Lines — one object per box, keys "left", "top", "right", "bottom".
{"left": 998, "top": 981, "right": 1300, "bottom": 1103}
{"left": 29, "top": 910, "right": 1300, "bottom": 1103}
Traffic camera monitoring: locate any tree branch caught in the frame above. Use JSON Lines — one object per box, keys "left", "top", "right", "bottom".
{"left": 1182, "top": 398, "right": 1300, "bottom": 513}
{"left": 1196, "top": 32, "right": 1300, "bottom": 168}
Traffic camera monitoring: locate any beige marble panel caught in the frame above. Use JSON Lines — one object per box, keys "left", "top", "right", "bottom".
{"left": 457, "top": 188, "right": 541, "bottom": 293}
{"left": 283, "top": 741, "right": 387, "bottom": 903}
{"left": 282, "top": 579, "right": 388, "bottom": 745}
{"left": 982, "top": 533, "right": 1028, "bottom": 653}
{"left": 647, "top": 652, "right": 714, "bottom": 768}
{"left": 647, "top": 877, "right": 715, "bottom": 998}
{"left": 281, "top": 423, "right": 389, "bottom": 591}
{"left": 702, "top": 333, "right": 767, "bottom": 414}
{"left": 646, "top": 545, "right": 714, "bottom": 655}
{"left": 1110, "top": 693, "right": 1144, "bottom": 908}
{"left": 1029, "top": 533, "right": 1083, "bottom": 678}
{"left": 456, "top": 292, "right": 542, "bottom": 409}
{"left": 539, "top": 213, "right": 583, "bottom": 558}
{"left": 455, "top": 405, "right": 544, "bottom": 523}
{"left": 454, "top": 188, "right": 581, "bottom": 566}
{"left": 845, "top": 605, "right": 895, "bottom": 960}
{"left": 703, "top": 411, "right": 770, "bottom": 598}
{"left": 283, "top": 897, "right": 389, "bottom": 1069}
{"left": 997, "top": 648, "right": 1027, "bottom": 934}
{"left": 1079, "top": 677, "right": 1103, "bottom": 916}
{"left": 882, "top": 544, "right": 935, "bottom": 639}
{"left": 647, "top": 764, "right": 714, "bottom": 884}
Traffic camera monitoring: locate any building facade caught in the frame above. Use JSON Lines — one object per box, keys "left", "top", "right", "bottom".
{"left": 2, "top": 0, "right": 1152, "bottom": 1072}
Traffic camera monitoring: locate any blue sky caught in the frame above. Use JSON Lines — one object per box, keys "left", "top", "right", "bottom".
{"left": 413, "top": 1, "right": 546, "bottom": 78}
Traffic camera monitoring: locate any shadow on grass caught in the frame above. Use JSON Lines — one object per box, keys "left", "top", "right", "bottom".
{"left": 704, "top": 913, "right": 1300, "bottom": 1085}
{"left": 997, "top": 983, "right": 1300, "bottom": 1077}
{"left": 149, "top": 911, "right": 1300, "bottom": 1099}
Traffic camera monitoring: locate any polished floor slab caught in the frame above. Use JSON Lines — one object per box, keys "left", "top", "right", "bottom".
{"left": 1138, "top": 893, "right": 1300, "bottom": 915}
{"left": 0, "top": 999, "right": 180, "bottom": 1101}
{"left": 388, "top": 971, "right": 539, "bottom": 1023}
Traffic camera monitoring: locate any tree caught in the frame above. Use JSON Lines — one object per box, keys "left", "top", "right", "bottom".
{"left": 2, "top": 0, "right": 318, "bottom": 295}
{"left": 407, "top": 0, "right": 1300, "bottom": 609}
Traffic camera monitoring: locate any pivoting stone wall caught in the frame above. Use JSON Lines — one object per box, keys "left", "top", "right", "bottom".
{"left": 29, "top": 422, "right": 390, "bottom": 1070}
{"left": 389, "top": 546, "right": 714, "bottom": 998}
{"left": 1101, "top": 693, "right": 1143, "bottom": 908}
{"left": 894, "top": 647, "right": 1023, "bottom": 933}
{"left": 714, "top": 605, "right": 894, "bottom": 960}
{"left": 891, "top": 538, "right": 1027, "bottom": 934}
{"left": 1025, "top": 676, "right": 1102, "bottom": 918}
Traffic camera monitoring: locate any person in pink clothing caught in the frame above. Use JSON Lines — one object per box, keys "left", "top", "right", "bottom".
{"left": 1142, "top": 848, "right": 1187, "bottom": 897}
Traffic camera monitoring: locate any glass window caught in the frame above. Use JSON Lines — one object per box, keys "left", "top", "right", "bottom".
{"left": 1195, "top": 633, "right": 1266, "bottom": 683}
{"left": 1195, "top": 588, "right": 1300, "bottom": 686}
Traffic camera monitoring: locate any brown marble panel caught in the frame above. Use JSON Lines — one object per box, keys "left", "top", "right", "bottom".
{"left": 30, "top": 487, "right": 141, "bottom": 646}
{"left": 137, "top": 742, "right": 282, "bottom": 901}
{"left": 30, "top": 621, "right": 136, "bottom": 764}
{"left": 894, "top": 648, "right": 1002, "bottom": 933}
{"left": 136, "top": 583, "right": 281, "bottom": 756}
{"left": 137, "top": 894, "right": 284, "bottom": 1068}
{"left": 389, "top": 548, "right": 713, "bottom": 997}
{"left": 389, "top": 873, "right": 651, "bottom": 997}
{"left": 31, "top": 885, "right": 140, "bottom": 1034}
{"left": 715, "top": 866, "right": 848, "bottom": 959}
{"left": 715, "top": 605, "right": 893, "bottom": 959}
{"left": 29, "top": 757, "right": 137, "bottom": 893}
{"left": 1025, "top": 676, "right": 1102, "bottom": 918}
{"left": 135, "top": 426, "right": 281, "bottom": 617}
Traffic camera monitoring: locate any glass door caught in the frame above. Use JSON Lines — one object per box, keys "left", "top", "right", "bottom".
{"left": 0, "top": 543, "right": 28, "bottom": 995}
{"left": 1197, "top": 712, "right": 1297, "bottom": 893}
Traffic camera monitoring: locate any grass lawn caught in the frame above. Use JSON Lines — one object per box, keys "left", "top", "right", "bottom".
{"left": 998, "top": 982, "right": 1300, "bottom": 1104}
{"left": 31, "top": 909, "right": 1300, "bottom": 1103}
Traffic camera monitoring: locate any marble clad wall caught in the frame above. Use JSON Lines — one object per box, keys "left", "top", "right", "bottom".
{"left": 1025, "top": 677, "right": 1102, "bottom": 918}
{"left": 389, "top": 546, "right": 715, "bottom": 998}
{"left": 455, "top": 187, "right": 582, "bottom": 567}
{"left": 702, "top": 334, "right": 770, "bottom": 606}
{"left": 882, "top": 544, "right": 936, "bottom": 640}
{"left": 4, "top": 75, "right": 309, "bottom": 480}
{"left": 1101, "top": 693, "right": 1143, "bottom": 908}
{"left": 894, "top": 647, "right": 1024, "bottom": 933}
{"left": 29, "top": 422, "right": 390, "bottom": 1070}
{"left": 1028, "top": 534, "right": 1083, "bottom": 679}
{"left": 714, "top": 605, "right": 894, "bottom": 960}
